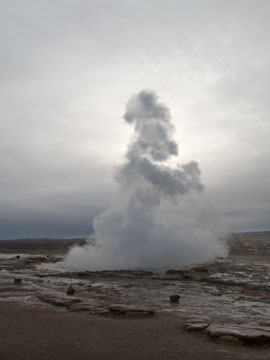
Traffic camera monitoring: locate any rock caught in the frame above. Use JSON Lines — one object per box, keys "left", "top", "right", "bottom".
{"left": 16, "top": 255, "right": 20, "bottom": 259}
{"left": 219, "top": 335, "right": 241, "bottom": 342}
{"left": 206, "top": 324, "right": 270, "bottom": 342}
{"left": 170, "top": 295, "right": 180, "bottom": 303}
{"left": 76, "top": 271, "right": 88, "bottom": 278}
{"left": 37, "top": 292, "right": 81, "bottom": 307}
{"left": 185, "top": 322, "right": 209, "bottom": 331}
{"left": 66, "top": 285, "right": 75, "bottom": 295}
{"left": 89, "top": 308, "right": 110, "bottom": 315}
{"left": 14, "top": 278, "right": 22, "bottom": 285}
{"left": 69, "top": 302, "right": 93, "bottom": 312}
{"left": 192, "top": 265, "right": 209, "bottom": 273}
{"left": 183, "top": 274, "right": 193, "bottom": 280}
{"left": 165, "top": 269, "right": 179, "bottom": 275}
{"left": 165, "top": 269, "right": 189, "bottom": 279}
{"left": 109, "top": 304, "right": 155, "bottom": 316}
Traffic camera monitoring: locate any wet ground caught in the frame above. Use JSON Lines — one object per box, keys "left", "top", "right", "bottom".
{"left": 1, "top": 250, "right": 270, "bottom": 342}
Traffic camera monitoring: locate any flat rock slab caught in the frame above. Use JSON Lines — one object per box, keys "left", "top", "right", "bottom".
{"left": 36, "top": 292, "right": 82, "bottom": 307}
{"left": 109, "top": 304, "right": 155, "bottom": 316}
{"left": 89, "top": 308, "right": 110, "bottom": 315}
{"left": 0, "top": 286, "right": 35, "bottom": 293}
{"left": 69, "top": 302, "right": 93, "bottom": 312}
{"left": 185, "top": 322, "right": 209, "bottom": 331}
{"left": 69, "top": 302, "right": 109, "bottom": 315}
{"left": 206, "top": 324, "right": 270, "bottom": 342}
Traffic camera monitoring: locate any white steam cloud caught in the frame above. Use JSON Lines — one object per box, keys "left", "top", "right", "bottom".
{"left": 64, "top": 90, "right": 227, "bottom": 270}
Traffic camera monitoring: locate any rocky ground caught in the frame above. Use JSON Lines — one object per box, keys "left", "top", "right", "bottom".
{"left": 3, "top": 301, "right": 269, "bottom": 360}
{"left": 1, "top": 232, "right": 270, "bottom": 346}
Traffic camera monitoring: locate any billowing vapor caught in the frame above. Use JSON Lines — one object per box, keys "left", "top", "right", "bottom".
{"left": 64, "top": 90, "right": 227, "bottom": 270}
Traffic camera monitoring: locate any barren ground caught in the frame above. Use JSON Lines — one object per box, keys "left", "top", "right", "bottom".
{"left": 1, "top": 301, "right": 269, "bottom": 360}
{"left": 0, "top": 232, "right": 270, "bottom": 360}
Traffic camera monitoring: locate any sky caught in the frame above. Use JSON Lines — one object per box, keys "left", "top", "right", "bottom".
{"left": 0, "top": 0, "right": 269, "bottom": 239}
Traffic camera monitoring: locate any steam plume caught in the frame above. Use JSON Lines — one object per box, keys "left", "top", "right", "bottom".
{"left": 65, "top": 90, "right": 227, "bottom": 270}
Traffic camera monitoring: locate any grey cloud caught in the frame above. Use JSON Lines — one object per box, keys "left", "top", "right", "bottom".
{"left": 0, "top": 0, "right": 269, "bottom": 239}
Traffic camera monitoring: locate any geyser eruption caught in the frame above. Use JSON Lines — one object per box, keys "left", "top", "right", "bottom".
{"left": 65, "top": 90, "right": 227, "bottom": 270}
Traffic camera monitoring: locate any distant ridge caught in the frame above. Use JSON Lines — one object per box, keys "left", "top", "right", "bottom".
{"left": 0, "top": 232, "right": 270, "bottom": 256}
{"left": 228, "top": 231, "right": 270, "bottom": 257}
{"left": 0, "top": 238, "right": 86, "bottom": 254}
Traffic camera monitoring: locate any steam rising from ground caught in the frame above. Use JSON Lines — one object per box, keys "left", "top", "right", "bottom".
{"left": 65, "top": 90, "right": 227, "bottom": 270}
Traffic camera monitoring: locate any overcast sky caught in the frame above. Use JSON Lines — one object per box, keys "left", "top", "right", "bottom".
{"left": 0, "top": 0, "right": 269, "bottom": 238}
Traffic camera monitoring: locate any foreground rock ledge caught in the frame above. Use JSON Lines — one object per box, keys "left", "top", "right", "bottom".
{"left": 36, "top": 292, "right": 82, "bottom": 307}
{"left": 109, "top": 304, "right": 155, "bottom": 316}
{"left": 186, "top": 319, "right": 270, "bottom": 343}
{"left": 206, "top": 324, "right": 270, "bottom": 342}
{"left": 185, "top": 321, "right": 209, "bottom": 331}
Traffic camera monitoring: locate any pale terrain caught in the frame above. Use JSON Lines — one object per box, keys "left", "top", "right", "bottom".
{"left": 0, "top": 232, "right": 270, "bottom": 360}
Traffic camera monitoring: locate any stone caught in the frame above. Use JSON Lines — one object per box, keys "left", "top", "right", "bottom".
{"left": 89, "top": 308, "right": 110, "bottom": 315}
{"left": 219, "top": 335, "right": 241, "bottom": 342}
{"left": 185, "top": 322, "right": 209, "bottom": 331}
{"left": 37, "top": 292, "right": 81, "bottom": 307}
{"left": 109, "top": 304, "right": 155, "bottom": 316}
{"left": 66, "top": 285, "right": 75, "bottom": 295}
{"left": 206, "top": 324, "right": 270, "bottom": 342}
{"left": 170, "top": 295, "right": 180, "bottom": 303}
{"left": 14, "top": 278, "right": 22, "bottom": 285}
{"left": 69, "top": 302, "right": 93, "bottom": 312}
{"left": 165, "top": 269, "right": 179, "bottom": 275}
{"left": 165, "top": 269, "right": 189, "bottom": 279}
